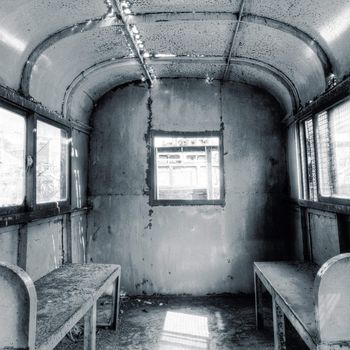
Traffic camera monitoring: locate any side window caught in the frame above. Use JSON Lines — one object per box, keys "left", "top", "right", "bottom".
{"left": 0, "top": 106, "right": 26, "bottom": 207}
{"left": 36, "top": 120, "right": 69, "bottom": 204}
{"left": 0, "top": 103, "right": 70, "bottom": 217}
{"left": 299, "top": 98, "right": 350, "bottom": 203}
{"left": 316, "top": 99, "right": 350, "bottom": 199}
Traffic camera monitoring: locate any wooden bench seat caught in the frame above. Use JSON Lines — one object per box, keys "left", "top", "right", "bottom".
{"left": 0, "top": 262, "right": 121, "bottom": 350}
{"left": 254, "top": 254, "right": 350, "bottom": 350}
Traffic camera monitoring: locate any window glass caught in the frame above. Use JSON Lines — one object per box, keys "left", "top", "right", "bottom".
{"left": 316, "top": 99, "right": 350, "bottom": 198}
{"left": 0, "top": 107, "right": 26, "bottom": 207}
{"left": 153, "top": 135, "right": 222, "bottom": 202}
{"left": 316, "top": 111, "right": 332, "bottom": 196}
{"left": 36, "top": 121, "right": 68, "bottom": 204}
{"left": 304, "top": 118, "right": 318, "bottom": 201}
{"left": 299, "top": 124, "right": 308, "bottom": 199}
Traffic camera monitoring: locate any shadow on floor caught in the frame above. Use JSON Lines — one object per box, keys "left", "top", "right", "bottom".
{"left": 55, "top": 295, "right": 307, "bottom": 350}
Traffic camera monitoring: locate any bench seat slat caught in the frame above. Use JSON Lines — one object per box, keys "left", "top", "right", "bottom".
{"left": 34, "top": 264, "right": 120, "bottom": 350}
{"left": 254, "top": 261, "right": 319, "bottom": 344}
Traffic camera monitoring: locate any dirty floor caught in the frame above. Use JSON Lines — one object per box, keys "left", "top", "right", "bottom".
{"left": 55, "top": 295, "right": 307, "bottom": 350}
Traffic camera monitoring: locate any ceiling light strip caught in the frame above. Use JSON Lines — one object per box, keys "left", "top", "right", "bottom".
{"left": 114, "top": 0, "right": 153, "bottom": 85}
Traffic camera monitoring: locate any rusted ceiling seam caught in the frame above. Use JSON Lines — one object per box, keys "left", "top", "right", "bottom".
{"left": 130, "top": 12, "right": 236, "bottom": 23}
{"left": 152, "top": 55, "right": 299, "bottom": 109}
{"left": 62, "top": 56, "right": 298, "bottom": 119}
{"left": 222, "top": 0, "right": 246, "bottom": 80}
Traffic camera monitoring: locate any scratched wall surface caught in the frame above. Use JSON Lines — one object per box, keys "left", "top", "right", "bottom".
{"left": 88, "top": 78, "right": 289, "bottom": 295}
{"left": 309, "top": 210, "right": 340, "bottom": 266}
{"left": 0, "top": 226, "right": 19, "bottom": 265}
{"left": 26, "top": 217, "right": 64, "bottom": 281}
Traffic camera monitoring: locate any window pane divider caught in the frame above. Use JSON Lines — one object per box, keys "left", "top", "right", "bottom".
{"left": 25, "top": 113, "right": 36, "bottom": 209}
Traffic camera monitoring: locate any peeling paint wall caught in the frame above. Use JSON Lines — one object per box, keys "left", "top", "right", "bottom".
{"left": 88, "top": 78, "right": 289, "bottom": 295}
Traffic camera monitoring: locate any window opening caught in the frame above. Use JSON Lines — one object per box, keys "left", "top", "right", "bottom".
{"left": 36, "top": 120, "right": 68, "bottom": 204}
{"left": 0, "top": 106, "right": 26, "bottom": 207}
{"left": 152, "top": 132, "right": 224, "bottom": 204}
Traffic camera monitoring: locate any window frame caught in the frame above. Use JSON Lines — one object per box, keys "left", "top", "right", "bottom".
{"left": 0, "top": 102, "right": 71, "bottom": 220}
{"left": 298, "top": 96, "right": 350, "bottom": 206}
{"left": 149, "top": 130, "right": 225, "bottom": 206}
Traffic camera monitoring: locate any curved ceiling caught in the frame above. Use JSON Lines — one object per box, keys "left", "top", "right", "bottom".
{"left": 0, "top": 0, "right": 349, "bottom": 121}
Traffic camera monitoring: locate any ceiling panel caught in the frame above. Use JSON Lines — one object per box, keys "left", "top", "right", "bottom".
{"left": 0, "top": 1, "right": 28, "bottom": 15}
{"left": 0, "top": 0, "right": 109, "bottom": 89}
{"left": 128, "top": 0, "right": 240, "bottom": 13}
{"left": 248, "top": 0, "right": 350, "bottom": 78}
{"left": 29, "top": 27, "right": 132, "bottom": 113}
{"left": 137, "top": 21, "right": 234, "bottom": 57}
{"left": 0, "top": 0, "right": 348, "bottom": 118}
{"left": 236, "top": 22, "right": 325, "bottom": 105}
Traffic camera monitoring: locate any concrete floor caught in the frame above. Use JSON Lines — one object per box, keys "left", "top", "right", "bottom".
{"left": 56, "top": 295, "right": 307, "bottom": 350}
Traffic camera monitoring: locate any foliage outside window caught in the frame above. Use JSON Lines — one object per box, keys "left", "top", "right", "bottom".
{"left": 36, "top": 120, "right": 68, "bottom": 204}
{"left": 151, "top": 131, "right": 224, "bottom": 205}
{"left": 0, "top": 104, "right": 70, "bottom": 216}
{"left": 0, "top": 106, "right": 26, "bottom": 207}
{"left": 300, "top": 98, "right": 350, "bottom": 203}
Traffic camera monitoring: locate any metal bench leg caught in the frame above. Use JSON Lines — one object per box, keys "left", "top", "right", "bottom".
{"left": 254, "top": 272, "right": 264, "bottom": 329}
{"left": 272, "top": 298, "right": 286, "bottom": 350}
{"left": 110, "top": 275, "right": 120, "bottom": 330}
{"left": 84, "top": 302, "right": 97, "bottom": 350}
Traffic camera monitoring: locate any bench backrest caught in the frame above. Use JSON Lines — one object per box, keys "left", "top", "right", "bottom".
{"left": 314, "top": 253, "right": 350, "bottom": 343}
{"left": 0, "top": 262, "right": 37, "bottom": 349}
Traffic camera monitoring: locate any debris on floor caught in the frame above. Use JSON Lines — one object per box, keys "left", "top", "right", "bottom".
{"left": 55, "top": 295, "right": 307, "bottom": 350}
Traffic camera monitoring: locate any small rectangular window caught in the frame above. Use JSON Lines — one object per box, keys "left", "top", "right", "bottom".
{"left": 316, "top": 99, "right": 350, "bottom": 199}
{"left": 151, "top": 132, "right": 224, "bottom": 205}
{"left": 0, "top": 106, "right": 26, "bottom": 207}
{"left": 36, "top": 120, "right": 68, "bottom": 204}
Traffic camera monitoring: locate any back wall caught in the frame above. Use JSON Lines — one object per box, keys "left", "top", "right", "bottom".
{"left": 87, "top": 78, "right": 289, "bottom": 295}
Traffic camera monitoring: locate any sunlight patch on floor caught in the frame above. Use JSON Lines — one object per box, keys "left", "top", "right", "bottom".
{"left": 159, "top": 311, "right": 210, "bottom": 349}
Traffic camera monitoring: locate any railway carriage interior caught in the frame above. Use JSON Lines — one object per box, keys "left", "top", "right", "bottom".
{"left": 1, "top": 1, "right": 350, "bottom": 349}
